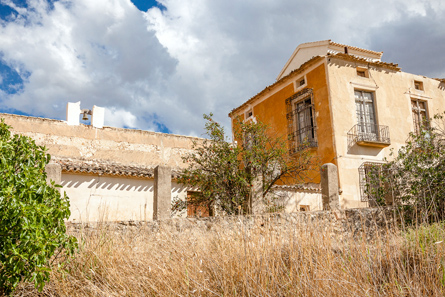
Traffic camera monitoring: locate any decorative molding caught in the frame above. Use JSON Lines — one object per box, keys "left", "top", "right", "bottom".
{"left": 349, "top": 81, "right": 379, "bottom": 90}
{"left": 405, "top": 91, "right": 432, "bottom": 100}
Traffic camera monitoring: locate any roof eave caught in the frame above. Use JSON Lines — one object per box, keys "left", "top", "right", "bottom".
{"left": 229, "top": 55, "right": 326, "bottom": 118}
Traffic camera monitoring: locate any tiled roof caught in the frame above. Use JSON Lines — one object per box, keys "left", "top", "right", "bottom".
{"left": 53, "top": 157, "right": 182, "bottom": 179}
{"left": 328, "top": 52, "right": 400, "bottom": 71}
{"left": 329, "top": 41, "right": 383, "bottom": 56}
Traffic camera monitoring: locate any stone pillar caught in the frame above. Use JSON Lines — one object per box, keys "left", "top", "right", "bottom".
{"left": 45, "top": 162, "right": 62, "bottom": 185}
{"left": 251, "top": 175, "right": 265, "bottom": 214}
{"left": 320, "top": 163, "right": 340, "bottom": 210}
{"left": 153, "top": 165, "right": 172, "bottom": 220}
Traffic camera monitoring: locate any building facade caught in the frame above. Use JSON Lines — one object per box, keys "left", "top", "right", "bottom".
{"left": 229, "top": 40, "right": 445, "bottom": 210}
{"left": 1, "top": 112, "right": 202, "bottom": 222}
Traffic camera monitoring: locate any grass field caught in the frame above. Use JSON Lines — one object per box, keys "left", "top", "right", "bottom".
{"left": 14, "top": 217, "right": 445, "bottom": 297}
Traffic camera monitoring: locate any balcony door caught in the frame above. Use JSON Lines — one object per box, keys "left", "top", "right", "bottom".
{"left": 355, "top": 90, "right": 377, "bottom": 141}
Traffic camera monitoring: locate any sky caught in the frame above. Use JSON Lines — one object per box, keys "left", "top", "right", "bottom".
{"left": 0, "top": 0, "right": 444, "bottom": 136}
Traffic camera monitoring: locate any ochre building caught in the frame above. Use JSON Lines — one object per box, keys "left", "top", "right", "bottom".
{"left": 229, "top": 40, "right": 445, "bottom": 210}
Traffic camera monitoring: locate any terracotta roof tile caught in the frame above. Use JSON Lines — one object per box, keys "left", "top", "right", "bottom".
{"left": 329, "top": 41, "right": 383, "bottom": 56}
{"left": 272, "top": 184, "right": 321, "bottom": 193}
{"left": 328, "top": 52, "right": 400, "bottom": 70}
{"left": 52, "top": 157, "right": 182, "bottom": 179}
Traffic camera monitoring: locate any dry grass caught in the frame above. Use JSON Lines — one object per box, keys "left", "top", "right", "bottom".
{"left": 13, "top": 217, "right": 445, "bottom": 297}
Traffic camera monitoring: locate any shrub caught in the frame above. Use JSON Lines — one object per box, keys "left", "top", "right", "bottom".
{"left": 366, "top": 112, "right": 445, "bottom": 223}
{"left": 177, "top": 113, "right": 316, "bottom": 215}
{"left": 0, "top": 120, "right": 77, "bottom": 295}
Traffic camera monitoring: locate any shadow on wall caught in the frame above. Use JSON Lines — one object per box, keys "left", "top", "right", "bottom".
{"left": 60, "top": 174, "right": 154, "bottom": 193}
{"left": 347, "top": 144, "right": 383, "bottom": 156}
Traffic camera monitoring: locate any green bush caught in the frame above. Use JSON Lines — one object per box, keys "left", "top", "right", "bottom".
{"left": 177, "top": 113, "right": 316, "bottom": 215}
{"left": 366, "top": 112, "right": 445, "bottom": 223}
{"left": 0, "top": 120, "right": 77, "bottom": 295}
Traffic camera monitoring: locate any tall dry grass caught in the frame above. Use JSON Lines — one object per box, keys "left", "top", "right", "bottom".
{"left": 14, "top": 217, "right": 445, "bottom": 297}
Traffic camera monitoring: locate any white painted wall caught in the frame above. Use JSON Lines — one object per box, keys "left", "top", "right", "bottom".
{"left": 61, "top": 173, "right": 188, "bottom": 222}
{"left": 272, "top": 190, "right": 322, "bottom": 212}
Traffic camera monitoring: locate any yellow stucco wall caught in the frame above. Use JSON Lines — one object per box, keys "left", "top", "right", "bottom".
{"left": 230, "top": 61, "right": 335, "bottom": 185}
{"left": 327, "top": 57, "right": 445, "bottom": 208}
{"left": 0, "top": 113, "right": 201, "bottom": 169}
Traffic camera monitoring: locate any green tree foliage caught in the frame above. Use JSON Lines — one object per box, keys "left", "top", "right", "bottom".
{"left": 176, "top": 114, "right": 316, "bottom": 215}
{"left": 365, "top": 113, "right": 445, "bottom": 223}
{"left": 0, "top": 120, "right": 77, "bottom": 295}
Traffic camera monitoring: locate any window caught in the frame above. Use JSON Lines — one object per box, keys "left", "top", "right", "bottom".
{"left": 186, "top": 191, "right": 212, "bottom": 217}
{"left": 299, "top": 205, "right": 310, "bottom": 211}
{"left": 414, "top": 80, "right": 424, "bottom": 91}
{"left": 285, "top": 88, "right": 317, "bottom": 153}
{"left": 411, "top": 99, "right": 428, "bottom": 135}
{"left": 347, "top": 90, "right": 390, "bottom": 148}
{"left": 356, "top": 67, "right": 368, "bottom": 78}
{"left": 355, "top": 90, "right": 377, "bottom": 137}
{"left": 294, "top": 98, "right": 316, "bottom": 145}
{"left": 299, "top": 78, "right": 305, "bottom": 86}
{"left": 358, "top": 162, "right": 382, "bottom": 204}
{"left": 245, "top": 108, "right": 253, "bottom": 119}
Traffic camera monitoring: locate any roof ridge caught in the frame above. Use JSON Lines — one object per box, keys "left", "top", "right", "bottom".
{"left": 329, "top": 41, "right": 383, "bottom": 56}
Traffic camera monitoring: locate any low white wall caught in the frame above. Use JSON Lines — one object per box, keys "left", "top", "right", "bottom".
{"left": 61, "top": 173, "right": 188, "bottom": 222}
{"left": 272, "top": 190, "right": 322, "bottom": 212}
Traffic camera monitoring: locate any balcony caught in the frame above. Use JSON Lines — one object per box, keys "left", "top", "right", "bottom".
{"left": 347, "top": 124, "right": 390, "bottom": 149}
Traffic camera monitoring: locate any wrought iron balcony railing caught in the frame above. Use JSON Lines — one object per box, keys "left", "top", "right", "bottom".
{"left": 347, "top": 124, "right": 390, "bottom": 149}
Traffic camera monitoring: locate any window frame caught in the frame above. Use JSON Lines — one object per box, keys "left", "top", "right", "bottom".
{"left": 285, "top": 88, "right": 317, "bottom": 153}
{"left": 245, "top": 108, "right": 253, "bottom": 120}
{"left": 411, "top": 99, "right": 429, "bottom": 135}
{"left": 358, "top": 162, "right": 383, "bottom": 204}
{"left": 293, "top": 75, "right": 307, "bottom": 92}
{"left": 354, "top": 90, "right": 378, "bottom": 136}
{"left": 356, "top": 67, "right": 369, "bottom": 78}
{"left": 414, "top": 80, "right": 424, "bottom": 91}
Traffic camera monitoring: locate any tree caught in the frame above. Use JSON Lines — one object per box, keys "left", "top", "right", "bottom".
{"left": 365, "top": 112, "right": 445, "bottom": 223}
{"left": 176, "top": 114, "right": 317, "bottom": 215}
{"left": 0, "top": 120, "right": 77, "bottom": 295}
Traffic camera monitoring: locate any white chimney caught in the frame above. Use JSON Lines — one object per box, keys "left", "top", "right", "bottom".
{"left": 91, "top": 105, "right": 105, "bottom": 128}
{"left": 66, "top": 101, "right": 81, "bottom": 125}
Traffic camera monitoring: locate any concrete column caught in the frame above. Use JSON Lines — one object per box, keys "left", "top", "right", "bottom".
{"left": 45, "top": 162, "right": 62, "bottom": 185}
{"left": 153, "top": 165, "right": 172, "bottom": 220}
{"left": 320, "top": 163, "right": 340, "bottom": 210}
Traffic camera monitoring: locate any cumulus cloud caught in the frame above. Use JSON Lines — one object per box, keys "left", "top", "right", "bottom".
{"left": 0, "top": 0, "right": 443, "bottom": 136}
{"left": 104, "top": 107, "right": 137, "bottom": 129}
{"left": 0, "top": 0, "right": 177, "bottom": 131}
{"left": 368, "top": 1, "right": 445, "bottom": 78}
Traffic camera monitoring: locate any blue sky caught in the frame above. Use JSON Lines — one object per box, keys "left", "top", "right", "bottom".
{"left": 0, "top": 0, "right": 444, "bottom": 136}
{"left": 130, "top": 0, "right": 164, "bottom": 12}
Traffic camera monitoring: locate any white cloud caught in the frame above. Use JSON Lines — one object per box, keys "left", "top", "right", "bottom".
{"left": 0, "top": 0, "right": 443, "bottom": 136}
{"left": 0, "top": 0, "right": 177, "bottom": 130}
{"left": 104, "top": 107, "right": 137, "bottom": 128}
